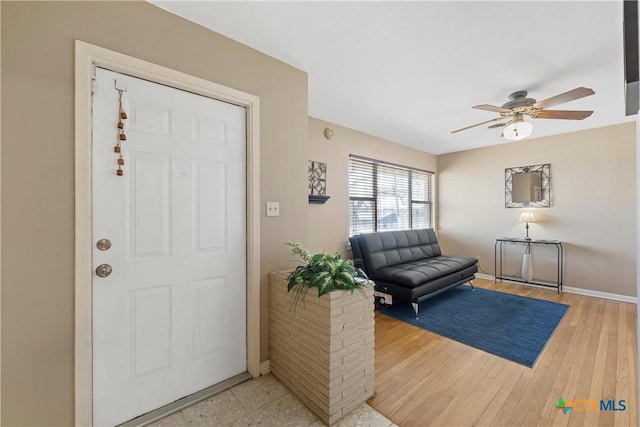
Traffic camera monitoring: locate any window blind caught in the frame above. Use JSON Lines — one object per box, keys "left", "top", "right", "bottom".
{"left": 348, "top": 156, "right": 433, "bottom": 236}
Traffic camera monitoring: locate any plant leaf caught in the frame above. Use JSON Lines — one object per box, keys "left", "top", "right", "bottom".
{"left": 317, "top": 276, "right": 334, "bottom": 296}
{"left": 310, "top": 271, "right": 331, "bottom": 288}
{"left": 287, "top": 275, "right": 297, "bottom": 292}
{"left": 336, "top": 271, "right": 356, "bottom": 289}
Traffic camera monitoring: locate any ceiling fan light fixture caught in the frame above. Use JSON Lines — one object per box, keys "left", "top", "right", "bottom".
{"left": 503, "top": 117, "right": 533, "bottom": 141}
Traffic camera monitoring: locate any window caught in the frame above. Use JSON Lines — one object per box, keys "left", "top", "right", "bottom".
{"left": 349, "top": 155, "right": 434, "bottom": 236}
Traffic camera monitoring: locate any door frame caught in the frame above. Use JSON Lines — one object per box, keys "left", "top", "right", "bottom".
{"left": 74, "top": 40, "right": 261, "bottom": 426}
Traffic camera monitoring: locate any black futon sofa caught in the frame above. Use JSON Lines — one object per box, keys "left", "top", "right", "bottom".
{"left": 350, "top": 229, "right": 478, "bottom": 316}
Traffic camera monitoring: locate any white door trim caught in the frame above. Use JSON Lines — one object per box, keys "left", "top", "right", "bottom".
{"left": 74, "top": 40, "right": 261, "bottom": 426}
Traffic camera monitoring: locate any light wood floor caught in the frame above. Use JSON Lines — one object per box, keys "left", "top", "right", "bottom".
{"left": 367, "top": 278, "right": 638, "bottom": 427}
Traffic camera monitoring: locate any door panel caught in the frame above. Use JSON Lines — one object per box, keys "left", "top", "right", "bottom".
{"left": 193, "top": 277, "right": 226, "bottom": 359}
{"left": 128, "top": 152, "right": 172, "bottom": 259}
{"left": 128, "top": 101, "right": 171, "bottom": 136}
{"left": 194, "top": 161, "right": 227, "bottom": 252}
{"left": 193, "top": 114, "right": 227, "bottom": 145}
{"left": 129, "top": 285, "right": 172, "bottom": 379}
{"left": 92, "top": 67, "right": 247, "bottom": 426}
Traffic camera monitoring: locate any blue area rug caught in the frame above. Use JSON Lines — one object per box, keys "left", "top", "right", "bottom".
{"left": 381, "top": 286, "right": 569, "bottom": 367}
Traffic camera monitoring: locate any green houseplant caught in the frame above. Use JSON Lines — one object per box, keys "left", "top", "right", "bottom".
{"left": 285, "top": 242, "right": 368, "bottom": 304}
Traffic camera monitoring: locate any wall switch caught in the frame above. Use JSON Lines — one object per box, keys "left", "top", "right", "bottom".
{"left": 266, "top": 202, "right": 280, "bottom": 217}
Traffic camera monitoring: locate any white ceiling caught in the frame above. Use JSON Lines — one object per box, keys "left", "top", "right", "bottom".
{"left": 151, "top": 1, "right": 633, "bottom": 155}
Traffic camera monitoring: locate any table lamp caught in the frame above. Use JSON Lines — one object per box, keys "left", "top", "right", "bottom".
{"left": 519, "top": 212, "right": 536, "bottom": 240}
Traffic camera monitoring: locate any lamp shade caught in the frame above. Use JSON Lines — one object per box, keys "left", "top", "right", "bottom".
{"left": 503, "top": 119, "right": 533, "bottom": 141}
{"left": 519, "top": 212, "right": 536, "bottom": 223}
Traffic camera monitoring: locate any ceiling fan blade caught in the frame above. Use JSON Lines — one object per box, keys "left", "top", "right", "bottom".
{"left": 492, "top": 118, "right": 516, "bottom": 134}
{"left": 534, "top": 87, "right": 595, "bottom": 109}
{"left": 451, "top": 117, "right": 505, "bottom": 134}
{"left": 473, "top": 104, "right": 512, "bottom": 113}
{"left": 533, "top": 110, "right": 594, "bottom": 120}
{"left": 487, "top": 122, "right": 507, "bottom": 129}
{"left": 488, "top": 118, "right": 513, "bottom": 129}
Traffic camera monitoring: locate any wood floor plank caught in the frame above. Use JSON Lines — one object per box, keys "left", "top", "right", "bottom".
{"left": 474, "top": 362, "right": 526, "bottom": 426}
{"left": 543, "top": 297, "right": 594, "bottom": 427}
{"left": 567, "top": 298, "right": 607, "bottom": 427}
{"left": 427, "top": 356, "right": 512, "bottom": 426}
{"left": 368, "top": 279, "right": 638, "bottom": 427}
{"left": 582, "top": 299, "right": 613, "bottom": 426}
{"left": 623, "top": 303, "right": 638, "bottom": 426}
{"left": 393, "top": 348, "right": 490, "bottom": 425}
{"left": 503, "top": 295, "right": 577, "bottom": 427}
{"left": 614, "top": 303, "right": 631, "bottom": 427}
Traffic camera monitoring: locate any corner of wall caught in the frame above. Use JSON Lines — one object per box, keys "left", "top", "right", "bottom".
{"left": 306, "top": 117, "right": 437, "bottom": 257}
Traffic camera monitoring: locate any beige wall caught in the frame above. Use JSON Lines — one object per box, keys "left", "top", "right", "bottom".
{"left": 1, "top": 2, "right": 308, "bottom": 425}
{"left": 438, "top": 122, "right": 637, "bottom": 297}
{"left": 307, "top": 117, "right": 437, "bottom": 257}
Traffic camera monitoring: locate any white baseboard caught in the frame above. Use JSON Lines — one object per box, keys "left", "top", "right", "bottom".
{"left": 259, "top": 360, "right": 271, "bottom": 375}
{"left": 562, "top": 286, "right": 637, "bottom": 304}
{"left": 474, "top": 273, "right": 637, "bottom": 304}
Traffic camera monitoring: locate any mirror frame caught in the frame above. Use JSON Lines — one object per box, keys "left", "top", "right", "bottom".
{"left": 505, "top": 163, "right": 551, "bottom": 208}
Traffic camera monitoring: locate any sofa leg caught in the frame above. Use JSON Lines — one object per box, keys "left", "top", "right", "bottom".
{"left": 411, "top": 302, "right": 419, "bottom": 318}
{"left": 469, "top": 280, "right": 475, "bottom": 290}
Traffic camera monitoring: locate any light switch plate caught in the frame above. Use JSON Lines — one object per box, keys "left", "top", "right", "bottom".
{"left": 266, "top": 202, "right": 280, "bottom": 217}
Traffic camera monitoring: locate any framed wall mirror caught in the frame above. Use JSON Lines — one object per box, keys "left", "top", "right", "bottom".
{"left": 505, "top": 163, "right": 551, "bottom": 208}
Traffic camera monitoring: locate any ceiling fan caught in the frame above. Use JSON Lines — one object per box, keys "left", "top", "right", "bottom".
{"left": 451, "top": 87, "right": 595, "bottom": 140}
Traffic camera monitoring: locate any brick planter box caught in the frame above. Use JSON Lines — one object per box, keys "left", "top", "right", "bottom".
{"left": 269, "top": 270, "right": 375, "bottom": 425}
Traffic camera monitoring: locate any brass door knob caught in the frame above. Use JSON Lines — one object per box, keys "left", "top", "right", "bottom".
{"left": 95, "top": 264, "right": 113, "bottom": 278}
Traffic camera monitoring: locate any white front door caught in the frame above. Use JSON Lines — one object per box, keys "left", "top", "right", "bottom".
{"left": 91, "top": 67, "right": 247, "bottom": 427}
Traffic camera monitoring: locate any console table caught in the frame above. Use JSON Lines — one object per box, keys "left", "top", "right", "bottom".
{"left": 494, "top": 237, "right": 563, "bottom": 294}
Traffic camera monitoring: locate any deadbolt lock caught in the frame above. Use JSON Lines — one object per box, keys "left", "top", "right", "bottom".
{"left": 95, "top": 264, "right": 113, "bottom": 278}
{"left": 96, "top": 239, "right": 112, "bottom": 251}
